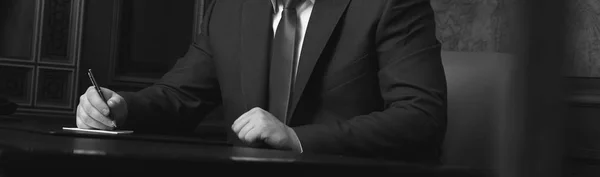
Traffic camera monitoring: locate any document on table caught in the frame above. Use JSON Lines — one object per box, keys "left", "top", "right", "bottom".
{"left": 62, "top": 127, "right": 134, "bottom": 135}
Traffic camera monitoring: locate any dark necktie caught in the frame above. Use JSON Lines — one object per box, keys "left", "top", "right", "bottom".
{"left": 269, "top": 0, "right": 300, "bottom": 124}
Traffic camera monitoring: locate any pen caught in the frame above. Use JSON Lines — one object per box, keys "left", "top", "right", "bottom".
{"left": 87, "top": 69, "right": 117, "bottom": 128}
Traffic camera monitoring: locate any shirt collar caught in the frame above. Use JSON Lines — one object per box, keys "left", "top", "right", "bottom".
{"left": 270, "top": 0, "right": 314, "bottom": 11}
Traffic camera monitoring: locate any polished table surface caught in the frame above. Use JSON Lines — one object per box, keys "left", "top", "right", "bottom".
{"left": 0, "top": 116, "right": 491, "bottom": 177}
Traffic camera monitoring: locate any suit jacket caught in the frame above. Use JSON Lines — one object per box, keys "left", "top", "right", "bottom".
{"left": 119, "top": 0, "right": 447, "bottom": 163}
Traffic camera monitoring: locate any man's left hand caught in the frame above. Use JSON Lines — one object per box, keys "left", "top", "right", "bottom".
{"left": 231, "top": 107, "right": 302, "bottom": 152}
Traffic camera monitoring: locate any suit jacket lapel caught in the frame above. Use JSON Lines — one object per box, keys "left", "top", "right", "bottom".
{"left": 288, "top": 0, "right": 351, "bottom": 122}
{"left": 240, "top": 0, "right": 273, "bottom": 110}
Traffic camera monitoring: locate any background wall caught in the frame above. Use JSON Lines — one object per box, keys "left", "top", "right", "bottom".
{"left": 432, "top": 1, "right": 600, "bottom": 176}
{"left": 433, "top": 0, "right": 600, "bottom": 78}
{"left": 432, "top": 0, "right": 518, "bottom": 53}
{"left": 568, "top": 0, "right": 600, "bottom": 77}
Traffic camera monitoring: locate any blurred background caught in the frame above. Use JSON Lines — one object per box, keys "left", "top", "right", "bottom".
{"left": 0, "top": 0, "right": 596, "bottom": 176}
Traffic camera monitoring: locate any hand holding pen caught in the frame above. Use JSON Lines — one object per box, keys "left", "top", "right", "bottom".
{"left": 75, "top": 69, "right": 128, "bottom": 130}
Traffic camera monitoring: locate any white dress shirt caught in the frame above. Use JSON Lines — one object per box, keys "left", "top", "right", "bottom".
{"left": 270, "top": 0, "right": 314, "bottom": 79}
{"left": 269, "top": 0, "right": 314, "bottom": 153}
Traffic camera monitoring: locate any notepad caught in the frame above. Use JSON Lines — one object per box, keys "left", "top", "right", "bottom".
{"left": 62, "top": 127, "right": 134, "bottom": 135}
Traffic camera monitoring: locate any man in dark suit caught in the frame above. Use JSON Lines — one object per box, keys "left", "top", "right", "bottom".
{"left": 76, "top": 0, "right": 447, "bottom": 163}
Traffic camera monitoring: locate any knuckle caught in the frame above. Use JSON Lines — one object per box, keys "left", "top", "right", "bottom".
{"left": 252, "top": 107, "right": 262, "bottom": 112}
{"left": 80, "top": 95, "right": 88, "bottom": 104}
{"left": 256, "top": 123, "right": 266, "bottom": 131}
{"left": 255, "top": 118, "right": 263, "bottom": 125}
{"left": 257, "top": 114, "right": 267, "bottom": 121}
{"left": 76, "top": 116, "right": 86, "bottom": 127}
{"left": 77, "top": 105, "right": 86, "bottom": 117}
{"left": 252, "top": 116, "right": 261, "bottom": 124}
{"left": 85, "top": 87, "right": 94, "bottom": 95}
{"left": 255, "top": 109, "right": 264, "bottom": 115}
{"left": 77, "top": 122, "right": 86, "bottom": 129}
{"left": 76, "top": 119, "right": 83, "bottom": 128}
{"left": 77, "top": 106, "right": 84, "bottom": 117}
{"left": 81, "top": 102, "right": 91, "bottom": 114}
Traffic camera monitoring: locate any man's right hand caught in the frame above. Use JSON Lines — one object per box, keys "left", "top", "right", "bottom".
{"left": 76, "top": 86, "right": 128, "bottom": 130}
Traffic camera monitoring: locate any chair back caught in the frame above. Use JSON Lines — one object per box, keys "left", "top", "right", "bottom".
{"left": 440, "top": 51, "right": 517, "bottom": 169}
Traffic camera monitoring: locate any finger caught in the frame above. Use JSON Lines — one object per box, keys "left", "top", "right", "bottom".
{"left": 81, "top": 94, "right": 114, "bottom": 127}
{"left": 78, "top": 102, "right": 112, "bottom": 130}
{"left": 76, "top": 105, "right": 93, "bottom": 129}
{"left": 76, "top": 116, "right": 92, "bottom": 129}
{"left": 100, "top": 87, "right": 115, "bottom": 98}
{"left": 233, "top": 107, "right": 261, "bottom": 126}
{"left": 238, "top": 123, "right": 255, "bottom": 142}
{"left": 80, "top": 110, "right": 112, "bottom": 130}
{"left": 232, "top": 116, "right": 251, "bottom": 134}
{"left": 232, "top": 108, "right": 260, "bottom": 133}
{"left": 106, "top": 95, "right": 126, "bottom": 125}
{"left": 106, "top": 92, "right": 124, "bottom": 109}
{"left": 243, "top": 126, "right": 263, "bottom": 143}
{"left": 86, "top": 86, "right": 110, "bottom": 117}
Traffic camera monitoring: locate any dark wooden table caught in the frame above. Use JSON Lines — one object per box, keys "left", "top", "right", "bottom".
{"left": 0, "top": 116, "right": 491, "bottom": 177}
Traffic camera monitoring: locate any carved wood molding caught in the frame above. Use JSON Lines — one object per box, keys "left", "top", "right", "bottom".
{"left": 0, "top": 0, "right": 87, "bottom": 116}
{"left": 106, "top": 0, "right": 123, "bottom": 86}
{"left": 69, "top": 0, "right": 86, "bottom": 114}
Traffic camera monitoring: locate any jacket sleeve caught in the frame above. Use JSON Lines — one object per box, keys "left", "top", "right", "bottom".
{"left": 292, "top": 0, "right": 447, "bottom": 162}
{"left": 118, "top": 1, "right": 220, "bottom": 133}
